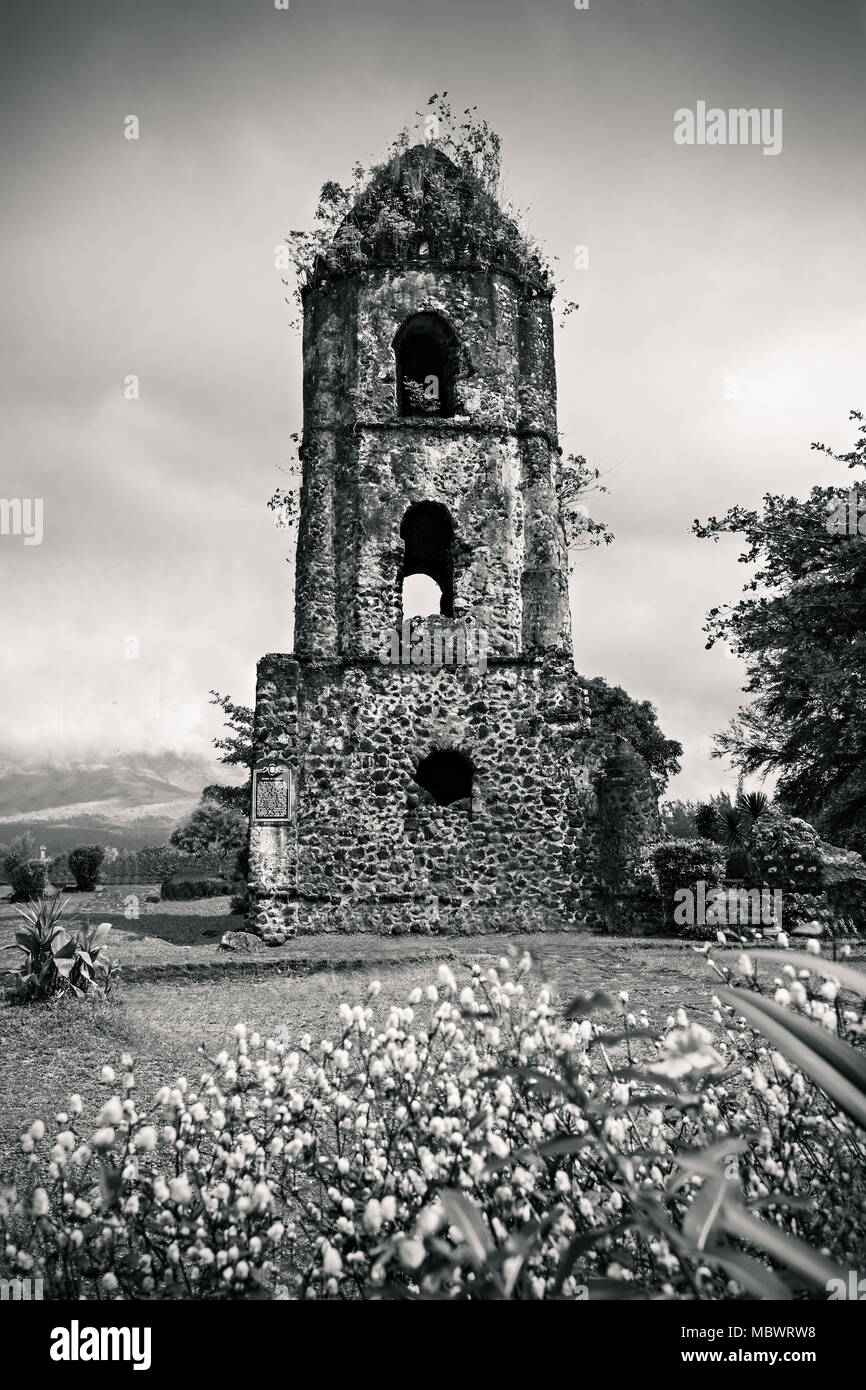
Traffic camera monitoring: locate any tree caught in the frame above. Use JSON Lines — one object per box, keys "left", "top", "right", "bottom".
{"left": 1, "top": 832, "right": 38, "bottom": 873}
{"left": 660, "top": 799, "right": 698, "bottom": 838}
{"left": 170, "top": 803, "right": 247, "bottom": 871}
{"left": 693, "top": 410, "right": 866, "bottom": 845}
{"left": 584, "top": 677, "right": 682, "bottom": 796}
{"left": 201, "top": 690, "right": 254, "bottom": 814}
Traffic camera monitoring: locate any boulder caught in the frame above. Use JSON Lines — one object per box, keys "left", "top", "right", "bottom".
{"left": 220, "top": 930, "right": 264, "bottom": 953}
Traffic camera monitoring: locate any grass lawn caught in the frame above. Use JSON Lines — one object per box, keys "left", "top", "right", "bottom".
{"left": 2, "top": 883, "right": 864, "bottom": 1187}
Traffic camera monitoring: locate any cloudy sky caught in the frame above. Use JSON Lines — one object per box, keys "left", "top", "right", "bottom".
{"left": 1, "top": 0, "right": 864, "bottom": 799}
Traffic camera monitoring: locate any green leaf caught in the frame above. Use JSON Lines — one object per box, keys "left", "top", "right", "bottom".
{"left": 719, "top": 986, "right": 866, "bottom": 1129}
{"left": 552, "top": 1221, "right": 628, "bottom": 1295}
{"left": 565, "top": 991, "right": 613, "bottom": 1019}
{"left": 722, "top": 1203, "right": 846, "bottom": 1291}
{"left": 683, "top": 1172, "right": 729, "bottom": 1250}
{"left": 438, "top": 1189, "right": 493, "bottom": 1266}
{"left": 699, "top": 1247, "right": 792, "bottom": 1301}
{"left": 671, "top": 1135, "right": 751, "bottom": 1191}
{"left": 536, "top": 1135, "right": 595, "bottom": 1158}
{"left": 590, "top": 1029, "right": 658, "bottom": 1048}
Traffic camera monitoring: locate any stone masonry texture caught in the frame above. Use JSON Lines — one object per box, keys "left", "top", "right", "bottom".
{"left": 248, "top": 145, "right": 659, "bottom": 940}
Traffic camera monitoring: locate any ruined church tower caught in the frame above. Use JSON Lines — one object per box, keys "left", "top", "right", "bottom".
{"left": 248, "top": 143, "right": 658, "bottom": 940}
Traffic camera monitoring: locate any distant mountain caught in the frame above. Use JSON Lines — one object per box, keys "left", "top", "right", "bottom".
{"left": 0, "top": 752, "right": 235, "bottom": 852}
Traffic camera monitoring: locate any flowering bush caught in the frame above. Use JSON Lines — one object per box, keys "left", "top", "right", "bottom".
{"left": 750, "top": 816, "right": 825, "bottom": 894}
{"left": 1, "top": 944, "right": 864, "bottom": 1300}
{"left": 750, "top": 814, "right": 866, "bottom": 934}
{"left": 4, "top": 899, "right": 117, "bottom": 1001}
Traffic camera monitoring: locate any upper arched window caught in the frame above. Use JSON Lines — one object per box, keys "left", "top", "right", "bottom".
{"left": 393, "top": 313, "right": 460, "bottom": 418}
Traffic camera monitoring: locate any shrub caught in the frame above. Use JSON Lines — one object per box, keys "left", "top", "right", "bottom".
{"left": 67, "top": 845, "right": 105, "bottom": 892}
{"left": 50, "top": 854, "right": 69, "bottom": 887}
{"left": 7, "top": 859, "right": 51, "bottom": 903}
{"left": 652, "top": 838, "right": 727, "bottom": 934}
{"left": 161, "top": 872, "right": 230, "bottom": 901}
{"left": 170, "top": 804, "right": 247, "bottom": 872}
{"left": 1, "top": 943, "right": 863, "bottom": 1300}
{"left": 3, "top": 897, "right": 117, "bottom": 1000}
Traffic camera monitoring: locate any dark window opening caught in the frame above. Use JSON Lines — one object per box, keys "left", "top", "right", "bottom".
{"left": 400, "top": 501, "right": 454, "bottom": 617}
{"left": 394, "top": 313, "right": 460, "bottom": 418}
{"left": 414, "top": 749, "right": 473, "bottom": 807}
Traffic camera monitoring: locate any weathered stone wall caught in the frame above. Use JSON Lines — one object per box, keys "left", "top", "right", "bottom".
{"left": 249, "top": 152, "right": 661, "bottom": 939}
{"left": 249, "top": 649, "right": 658, "bottom": 940}
{"left": 293, "top": 265, "right": 570, "bottom": 662}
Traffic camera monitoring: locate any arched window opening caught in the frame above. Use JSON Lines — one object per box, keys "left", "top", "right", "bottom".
{"left": 402, "top": 573, "right": 442, "bottom": 619}
{"left": 414, "top": 749, "right": 473, "bottom": 807}
{"left": 400, "top": 502, "right": 454, "bottom": 618}
{"left": 394, "top": 313, "right": 460, "bottom": 418}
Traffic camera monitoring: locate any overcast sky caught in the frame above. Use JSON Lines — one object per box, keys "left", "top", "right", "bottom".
{"left": 1, "top": 0, "right": 864, "bottom": 799}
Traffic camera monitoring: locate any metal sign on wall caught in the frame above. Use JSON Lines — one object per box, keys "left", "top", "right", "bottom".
{"left": 252, "top": 758, "right": 296, "bottom": 824}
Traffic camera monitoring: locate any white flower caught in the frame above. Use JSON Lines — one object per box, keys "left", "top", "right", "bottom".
{"left": 367, "top": 980, "right": 381, "bottom": 997}
{"left": 99, "top": 1066, "right": 115, "bottom": 1084}
{"left": 736, "top": 953, "right": 754, "bottom": 978}
{"left": 399, "top": 1238, "right": 425, "bottom": 1270}
{"left": 92, "top": 1127, "right": 115, "bottom": 1149}
{"left": 28, "top": 1120, "right": 45, "bottom": 1141}
{"left": 98, "top": 1097, "right": 123, "bottom": 1127}
{"left": 169, "top": 1175, "right": 193, "bottom": 1204}
{"left": 363, "top": 1198, "right": 382, "bottom": 1234}
{"left": 253, "top": 1182, "right": 273, "bottom": 1209}
{"left": 322, "top": 1245, "right": 342, "bottom": 1276}
{"left": 438, "top": 965, "right": 457, "bottom": 992}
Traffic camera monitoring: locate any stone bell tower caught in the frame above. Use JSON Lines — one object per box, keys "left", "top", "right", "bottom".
{"left": 248, "top": 143, "right": 659, "bottom": 940}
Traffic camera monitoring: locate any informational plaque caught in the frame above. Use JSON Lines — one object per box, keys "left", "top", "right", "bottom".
{"left": 252, "top": 758, "right": 295, "bottom": 824}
